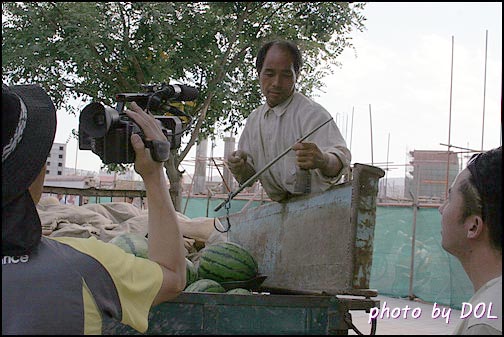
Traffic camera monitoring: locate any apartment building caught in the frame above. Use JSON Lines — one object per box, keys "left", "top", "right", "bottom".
{"left": 46, "top": 142, "right": 66, "bottom": 176}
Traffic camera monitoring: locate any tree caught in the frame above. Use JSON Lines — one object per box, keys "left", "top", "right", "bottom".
{"left": 2, "top": 2, "right": 367, "bottom": 211}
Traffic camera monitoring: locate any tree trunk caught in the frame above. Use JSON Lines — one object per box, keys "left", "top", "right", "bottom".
{"left": 164, "top": 154, "right": 183, "bottom": 212}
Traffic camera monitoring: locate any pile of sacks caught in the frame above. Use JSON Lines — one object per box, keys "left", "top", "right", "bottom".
{"left": 37, "top": 196, "right": 227, "bottom": 256}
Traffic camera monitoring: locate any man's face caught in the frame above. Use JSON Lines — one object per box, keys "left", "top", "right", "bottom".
{"left": 259, "top": 45, "right": 297, "bottom": 108}
{"left": 29, "top": 163, "right": 47, "bottom": 204}
{"left": 438, "top": 169, "right": 471, "bottom": 257}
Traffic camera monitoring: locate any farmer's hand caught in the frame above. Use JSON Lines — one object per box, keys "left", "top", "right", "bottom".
{"left": 226, "top": 150, "right": 256, "bottom": 184}
{"left": 292, "top": 142, "right": 327, "bottom": 170}
{"left": 226, "top": 150, "right": 249, "bottom": 176}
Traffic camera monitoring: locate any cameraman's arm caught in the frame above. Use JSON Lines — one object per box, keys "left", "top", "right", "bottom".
{"left": 125, "top": 103, "right": 186, "bottom": 306}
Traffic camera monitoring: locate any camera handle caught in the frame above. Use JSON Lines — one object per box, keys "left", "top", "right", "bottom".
{"left": 143, "top": 139, "right": 171, "bottom": 162}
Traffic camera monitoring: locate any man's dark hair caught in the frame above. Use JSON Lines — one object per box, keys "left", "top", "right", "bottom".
{"left": 459, "top": 178, "right": 482, "bottom": 224}
{"left": 461, "top": 146, "right": 502, "bottom": 251}
{"left": 255, "top": 40, "right": 303, "bottom": 76}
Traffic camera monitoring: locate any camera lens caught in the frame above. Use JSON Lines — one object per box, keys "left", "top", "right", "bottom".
{"left": 80, "top": 102, "right": 120, "bottom": 137}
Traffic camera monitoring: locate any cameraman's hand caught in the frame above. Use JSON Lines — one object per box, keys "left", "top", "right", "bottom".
{"left": 124, "top": 102, "right": 165, "bottom": 178}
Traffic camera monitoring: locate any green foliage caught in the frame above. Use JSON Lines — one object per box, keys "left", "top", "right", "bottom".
{"left": 2, "top": 2, "right": 366, "bottom": 169}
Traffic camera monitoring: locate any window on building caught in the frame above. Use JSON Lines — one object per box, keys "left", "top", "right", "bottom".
{"left": 59, "top": 146, "right": 64, "bottom": 151}
{"left": 46, "top": 170, "right": 50, "bottom": 174}
{"left": 58, "top": 163, "right": 62, "bottom": 167}
{"left": 58, "top": 154, "right": 63, "bottom": 159}
{"left": 47, "top": 161, "right": 51, "bottom": 166}
{"left": 48, "top": 153, "right": 51, "bottom": 158}
{"left": 57, "top": 171, "right": 62, "bottom": 175}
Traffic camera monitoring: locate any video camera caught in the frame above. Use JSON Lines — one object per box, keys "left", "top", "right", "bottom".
{"left": 79, "top": 83, "right": 198, "bottom": 164}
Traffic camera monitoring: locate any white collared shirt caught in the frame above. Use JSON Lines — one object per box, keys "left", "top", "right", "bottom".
{"left": 238, "top": 91, "right": 351, "bottom": 201}
{"left": 452, "top": 276, "right": 502, "bottom": 335}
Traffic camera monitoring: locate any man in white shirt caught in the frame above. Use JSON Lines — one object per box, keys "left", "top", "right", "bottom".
{"left": 438, "top": 146, "right": 502, "bottom": 335}
{"left": 226, "top": 40, "right": 351, "bottom": 202}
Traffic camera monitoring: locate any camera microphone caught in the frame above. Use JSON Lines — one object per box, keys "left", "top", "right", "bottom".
{"left": 157, "top": 84, "right": 198, "bottom": 102}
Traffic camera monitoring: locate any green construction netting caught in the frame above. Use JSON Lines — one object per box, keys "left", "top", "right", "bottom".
{"left": 370, "top": 206, "right": 473, "bottom": 310}
{"left": 181, "top": 197, "right": 267, "bottom": 219}
{"left": 181, "top": 198, "right": 474, "bottom": 310}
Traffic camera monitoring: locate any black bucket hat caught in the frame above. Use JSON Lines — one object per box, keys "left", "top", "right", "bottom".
{"left": 2, "top": 83, "right": 57, "bottom": 204}
{"left": 2, "top": 83, "right": 57, "bottom": 255}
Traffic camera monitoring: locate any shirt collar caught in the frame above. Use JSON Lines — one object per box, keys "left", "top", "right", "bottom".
{"left": 263, "top": 92, "right": 295, "bottom": 118}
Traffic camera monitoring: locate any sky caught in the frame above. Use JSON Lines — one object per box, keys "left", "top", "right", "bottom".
{"left": 54, "top": 2, "right": 502, "bottom": 180}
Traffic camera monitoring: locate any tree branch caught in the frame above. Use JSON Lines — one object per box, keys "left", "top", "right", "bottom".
{"left": 85, "top": 41, "right": 133, "bottom": 90}
{"left": 177, "top": 3, "right": 251, "bottom": 164}
{"left": 118, "top": 4, "right": 146, "bottom": 84}
{"left": 255, "top": 2, "right": 289, "bottom": 39}
{"left": 177, "top": 93, "right": 213, "bottom": 165}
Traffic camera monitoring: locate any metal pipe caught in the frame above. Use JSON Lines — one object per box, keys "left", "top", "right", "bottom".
{"left": 481, "top": 29, "right": 488, "bottom": 151}
{"left": 445, "top": 35, "right": 455, "bottom": 199}
{"left": 369, "top": 104, "right": 374, "bottom": 166}
{"left": 408, "top": 165, "right": 421, "bottom": 300}
{"left": 385, "top": 133, "right": 390, "bottom": 199}
{"left": 350, "top": 107, "right": 354, "bottom": 152}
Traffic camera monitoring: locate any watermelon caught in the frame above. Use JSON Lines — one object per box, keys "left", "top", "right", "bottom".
{"left": 109, "top": 233, "right": 148, "bottom": 259}
{"left": 226, "top": 288, "right": 252, "bottom": 295}
{"left": 198, "top": 242, "right": 258, "bottom": 283}
{"left": 185, "top": 279, "right": 225, "bottom": 293}
{"left": 185, "top": 258, "right": 198, "bottom": 286}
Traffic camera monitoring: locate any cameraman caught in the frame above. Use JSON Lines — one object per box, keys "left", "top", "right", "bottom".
{"left": 2, "top": 84, "right": 186, "bottom": 334}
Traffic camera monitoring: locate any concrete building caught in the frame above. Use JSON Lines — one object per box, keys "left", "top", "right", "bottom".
{"left": 46, "top": 142, "right": 67, "bottom": 176}
{"left": 43, "top": 175, "right": 98, "bottom": 205}
{"left": 193, "top": 138, "right": 208, "bottom": 194}
{"left": 404, "top": 150, "right": 459, "bottom": 201}
{"left": 42, "top": 142, "right": 144, "bottom": 205}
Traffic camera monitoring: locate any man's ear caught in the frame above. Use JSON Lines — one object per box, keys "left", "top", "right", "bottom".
{"left": 466, "top": 215, "right": 484, "bottom": 239}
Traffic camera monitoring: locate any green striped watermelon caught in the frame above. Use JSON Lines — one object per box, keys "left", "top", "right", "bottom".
{"left": 185, "top": 258, "right": 198, "bottom": 286}
{"left": 185, "top": 279, "right": 225, "bottom": 293}
{"left": 197, "top": 242, "right": 258, "bottom": 283}
{"left": 226, "top": 288, "right": 252, "bottom": 295}
{"left": 109, "top": 233, "right": 148, "bottom": 258}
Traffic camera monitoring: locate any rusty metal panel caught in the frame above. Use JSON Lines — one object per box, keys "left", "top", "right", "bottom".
{"left": 350, "top": 164, "right": 385, "bottom": 289}
{"left": 222, "top": 164, "right": 384, "bottom": 294}
{"left": 224, "top": 182, "right": 352, "bottom": 293}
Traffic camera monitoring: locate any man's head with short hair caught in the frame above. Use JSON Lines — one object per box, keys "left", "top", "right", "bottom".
{"left": 439, "top": 146, "right": 502, "bottom": 256}
{"left": 463, "top": 146, "right": 502, "bottom": 251}
{"left": 255, "top": 40, "right": 303, "bottom": 108}
{"left": 255, "top": 40, "right": 303, "bottom": 77}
